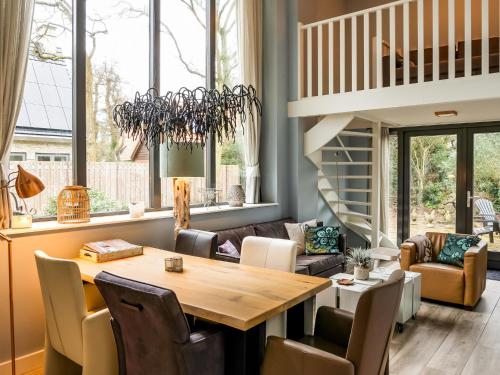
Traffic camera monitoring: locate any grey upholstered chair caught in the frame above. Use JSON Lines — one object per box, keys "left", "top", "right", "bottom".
{"left": 175, "top": 229, "right": 218, "bottom": 259}
{"left": 94, "top": 271, "right": 224, "bottom": 375}
{"left": 262, "top": 270, "right": 405, "bottom": 375}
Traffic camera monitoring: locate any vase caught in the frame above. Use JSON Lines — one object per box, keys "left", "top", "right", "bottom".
{"left": 227, "top": 184, "right": 245, "bottom": 207}
{"left": 354, "top": 266, "right": 370, "bottom": 280}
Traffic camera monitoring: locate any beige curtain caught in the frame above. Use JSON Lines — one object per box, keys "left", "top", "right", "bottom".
{"left": 0, "top": 0, "right": 34, "bottom": 228}
{"left": 380, "top": 127, "right": 390, "bottom": 234}
{"left": 237, "top": 0, "right": 262, "bottom": 203}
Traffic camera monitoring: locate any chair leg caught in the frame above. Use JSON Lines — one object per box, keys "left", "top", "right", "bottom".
{"left": 44, "top": 340, "right": 81, "bottom": 375}
{"left": 490, "top": 232, "right": 494, "bottom": 243}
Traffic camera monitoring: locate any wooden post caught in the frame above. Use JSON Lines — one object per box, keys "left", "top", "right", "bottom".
{"left": 173, "top": 178, "right": 191, "bottom": 237}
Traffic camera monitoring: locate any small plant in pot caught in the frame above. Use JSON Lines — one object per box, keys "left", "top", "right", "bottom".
{"left": 346, "top": 247, "right": 373, "bottom": 280}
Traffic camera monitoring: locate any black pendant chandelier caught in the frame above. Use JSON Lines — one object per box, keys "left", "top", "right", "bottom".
{"left": 113, "top": 84, "right": 262, "bottom": 150}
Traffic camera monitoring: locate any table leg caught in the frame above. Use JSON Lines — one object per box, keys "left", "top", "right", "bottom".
{"left": 286, "top": 296, "right": 317, "bottom": 340}
{"left": 223, "top": 322, "right": 266, "bottom": 375}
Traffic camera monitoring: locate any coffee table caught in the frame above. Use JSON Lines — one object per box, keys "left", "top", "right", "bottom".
{"left": 316, "top": 269, "right": 421, "bottom": 332}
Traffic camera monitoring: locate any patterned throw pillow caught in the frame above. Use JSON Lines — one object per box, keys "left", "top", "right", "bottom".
{"left": 304, "top": 225, "right": 341, "bottom": 255}
{"left": 436, "top": 234, "right": 481, "bottom": 268}
{"left": 218, "top": 240, "right": 240, "bottom": 258}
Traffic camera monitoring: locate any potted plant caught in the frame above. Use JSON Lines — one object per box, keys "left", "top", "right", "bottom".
{"left": 346, "top": 247, "right": 373, "bottom": 280}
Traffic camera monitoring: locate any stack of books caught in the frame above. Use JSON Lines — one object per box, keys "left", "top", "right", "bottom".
{"left": 80, "top": 239, "right": 143, "bottom": 263}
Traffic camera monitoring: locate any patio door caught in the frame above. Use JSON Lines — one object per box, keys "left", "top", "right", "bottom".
{"left": 398, "top": 123, "right": 500, "bottom": 248}
{"left": 466, "top": 127, "right": 500, "bottom": 251}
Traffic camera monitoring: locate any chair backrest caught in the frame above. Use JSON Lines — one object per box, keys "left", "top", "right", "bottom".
{"left": 475, "top": 198, "right": 497, "bottom": 222}
{"left": 34, "top": 250, "right": 87, "bottom": 365}
{"left": 94, "top": 271, "right": 191, "bottom": 375}
{"left": 240, "top": 236, "right": 297, "bottom": 272}
{"left": 175, "top": 229, "right": 217, "bottom": 259}
{"left": 346, "top": 269, "right": 405, "bottom": 375}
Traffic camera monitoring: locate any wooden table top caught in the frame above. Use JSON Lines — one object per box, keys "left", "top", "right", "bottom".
{"left": 73, "top": 247, "right": 331, "bottom": 331}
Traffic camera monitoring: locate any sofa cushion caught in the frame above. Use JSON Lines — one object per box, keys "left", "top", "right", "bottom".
{"left": 297, "top": 254, "right": 345, "bottom": 276}
{"left": 295, "top": 265, "right": 310, "bottom": 275}
{"left": 252, "top": 218, "right": 295, "bottom": 239}
{"left": 216, "top": 225, "right": 256, "bottom": 252}
{"left": 304, "top": 225, "right": 341, "bottom": 255}
{"left": 410, "top": 262, "right": 464, "bottom": 305}
{"left": 285, "top": 219, "right": 318, "bottom": 256}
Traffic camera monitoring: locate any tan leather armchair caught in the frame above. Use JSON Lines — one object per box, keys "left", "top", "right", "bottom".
{"left": 400, "top": 232, "right": 487, "bottom": 307}
{"left": 35, "top": 251, "right": 118, "bottom": 375}
{"left": 262, "top": 270, "right": 405, "bottom": 375}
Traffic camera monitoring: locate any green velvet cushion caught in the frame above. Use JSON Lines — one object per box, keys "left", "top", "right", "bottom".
{"left": 436, "top": 233, "right": 481, "bottom": 268}
{"left": 304, "top": 225, "right": 340, "bottom": 255}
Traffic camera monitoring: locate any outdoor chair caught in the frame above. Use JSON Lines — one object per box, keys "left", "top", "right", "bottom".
{"left": 473, "top": 198, "right": 500, "bottom": 243}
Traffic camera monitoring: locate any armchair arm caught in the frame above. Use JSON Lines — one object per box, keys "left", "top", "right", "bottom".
{"left": 400, "top": 242, "right": 417, "bottom": 270}
{"left": 314, "top": 306, "right": 353, "bottom": 349}
{"left": 82, "top": 308, "right": 118, "bottom": 375}
{"left": 262, "top": 336, "right": 354, "bottom": 375}
{"left": 180, "top": 329, "right": 224, "bottom": 375}
{"left": 463, "top": 240, "right": 488, "bottom": 307}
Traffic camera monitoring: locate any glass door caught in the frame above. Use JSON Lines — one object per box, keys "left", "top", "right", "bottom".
{"left": 467, "top": 127, "right": 500, "bottom": 251}
{"left": 408, "top": 133, "right": 459, "bottom": 238}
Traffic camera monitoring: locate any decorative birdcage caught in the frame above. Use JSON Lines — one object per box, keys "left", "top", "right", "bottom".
{"left": 57, "top": 186, "right": 90, "bottom": 224}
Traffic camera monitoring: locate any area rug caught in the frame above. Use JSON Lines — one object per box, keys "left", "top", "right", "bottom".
{"left": 487, "top": 269, "right": 500, "bottom": 281}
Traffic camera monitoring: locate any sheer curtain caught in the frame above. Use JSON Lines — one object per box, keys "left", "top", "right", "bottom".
{"left": 380, "top": 127, "right": 390, "bottom": 234}
{"left": 0, "top": 0, "right": 34, "bottom": 228}
{"left": 237, "top": 0, "right": 262, "bottom": 203}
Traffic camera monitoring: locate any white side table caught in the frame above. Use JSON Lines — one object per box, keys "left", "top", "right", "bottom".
{"left": 315, "top": 271, "right": 422, "bottom": 332}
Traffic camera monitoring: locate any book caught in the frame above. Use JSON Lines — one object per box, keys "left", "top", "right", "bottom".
{"left": 80, "top": 239, "right": 143, "bottom": 263}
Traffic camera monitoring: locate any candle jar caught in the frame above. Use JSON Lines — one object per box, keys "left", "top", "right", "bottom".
{"left": 164, "top": 257, "right": 175, "bottom": 272}
{"left": 129, "top": 201, "right": 145, "bottom": 218}
{"left": 173, "top": 256, "right": 183, "bottom": 272}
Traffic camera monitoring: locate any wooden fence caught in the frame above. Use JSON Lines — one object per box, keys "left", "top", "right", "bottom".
{"left": 9, "top": 161, "right": 241, "bottom": 215}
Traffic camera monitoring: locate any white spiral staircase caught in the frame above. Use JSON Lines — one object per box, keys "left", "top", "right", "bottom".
{"left": 305, "top": 114, "right": 397, "bottom": 249}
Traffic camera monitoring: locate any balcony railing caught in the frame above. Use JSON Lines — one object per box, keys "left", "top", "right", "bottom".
{"left": 297, "top": 0, "right": 500, "bottom": 99}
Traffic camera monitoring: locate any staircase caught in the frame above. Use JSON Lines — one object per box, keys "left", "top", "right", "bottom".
{"left": 305, "top": 114, "right": 397, "bottom": 249}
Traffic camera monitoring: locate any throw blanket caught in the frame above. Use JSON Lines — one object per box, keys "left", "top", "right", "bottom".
{"left": 405, "top": 235, "right": 433, "bottom": 263}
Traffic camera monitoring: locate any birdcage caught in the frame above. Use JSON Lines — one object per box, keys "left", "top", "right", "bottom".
{"left": 57, "top": 186, "right": 90, "bottom": 224}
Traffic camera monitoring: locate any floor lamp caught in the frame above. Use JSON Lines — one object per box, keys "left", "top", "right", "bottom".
{"left": 160, "top": 143, "right": 204, "bottom": 238}
{"left": 1, "top": 164, "right": 45, "bottom": 375}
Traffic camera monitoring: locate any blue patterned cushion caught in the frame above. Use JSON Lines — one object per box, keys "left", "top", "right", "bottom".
{"left": 436, "top": 234, "right": 481, "bottom": 268}
{"left": 304, "top": 225, "right": 340, "bottom": 255}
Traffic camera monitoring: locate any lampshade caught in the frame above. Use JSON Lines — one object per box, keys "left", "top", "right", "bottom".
{"left": 160, "top": 143, "right": 204, "bottom": 178}
{"left": 15, "top": 165, "right": 45, "bottom": 198}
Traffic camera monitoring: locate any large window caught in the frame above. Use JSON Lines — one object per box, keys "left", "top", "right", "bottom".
{"left": 85, "top": 0, "right": 150, "bottom": 213}
{"left": 9, "top": 0, "right": 245, "bottom": 218}
{"left": 215, "top": 0, "right": 246, "bottom": 202}
{"left": 9, "top": 0, "right": 73, "bottom": 217}
{"left": 160, "top": 0, "right": 207, "bottom": 207}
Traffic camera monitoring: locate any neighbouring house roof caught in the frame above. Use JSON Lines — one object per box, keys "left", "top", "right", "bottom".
{"left": 15, "top": 58, "right": 72, "bottom": 138}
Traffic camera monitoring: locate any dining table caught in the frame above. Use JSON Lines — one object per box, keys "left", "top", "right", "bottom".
{"left": 73, "top": 247, "right": 331, "bottom": 374}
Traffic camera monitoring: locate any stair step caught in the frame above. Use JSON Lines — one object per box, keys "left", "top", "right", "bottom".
{"left": 337, "top": 211, "right": 372, "bottom": 220}
{"left": 322, "top": 175, "right": 373, "bottom": 179}
{"left": 322, "top": 147, "right": 374, "bottom": 152}
{"left": 339, "top": 131, "right": 373, "bottom": 137}
{"left": 338, "top": 188, "right": 372, "bottom": 193}
{"left": 335, "top": 200, "right": 371, "bottom": 206}
{"left": 321, "top": 161, "right": 373, "bottom": 166}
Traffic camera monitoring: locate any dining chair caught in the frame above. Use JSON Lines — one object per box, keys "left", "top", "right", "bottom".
{"left": 262, "top": 269, "right": 405, "bottom": 375}
{"left": 240, "top": 236, "right": 297, "bottom": 272}
{"left": 175, "top": 229, "right": 218, "bottom": 259}
{"left": 34, "top": 251, "right": 118, "bottom": 375}
{"left": 94, "top": 271, "right": 225, "bottom": 375}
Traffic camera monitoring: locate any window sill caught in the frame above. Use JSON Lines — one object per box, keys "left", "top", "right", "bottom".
{"left": 0, "top": 203, "right": 278, "bottom": 238}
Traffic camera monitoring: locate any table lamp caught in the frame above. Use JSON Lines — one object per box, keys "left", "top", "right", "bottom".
{"left": 1, "top": 164, "right": 45, "bottom": 228}
{"left": 160, "top": 144, "right": 204, "bottom": 237}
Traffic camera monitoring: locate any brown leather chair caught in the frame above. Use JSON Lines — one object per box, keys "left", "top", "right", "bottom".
{"left": 400, "top": 232, "right": 487, "bottom": 307}
{"left": 175, "top": 229, "right": 217, "bottom": 259}
{"left": 94, "top": 271, "right": 224, "bottom": 375}
{"left": 262, "top": 270, "right": 405, "bottom": 375}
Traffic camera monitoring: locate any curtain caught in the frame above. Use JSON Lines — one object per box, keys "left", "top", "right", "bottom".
{"left": 379, "top": 127, "right": 390, "bottom": 234}
{"left": 237, "top": 0, "right": 262, "bottom": 203}
{"left": 0, "top": 0, "right": 34, "bottom": 228}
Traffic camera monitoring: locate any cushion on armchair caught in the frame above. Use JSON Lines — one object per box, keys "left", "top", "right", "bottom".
{"left": 436, "top": 233, "right": 481, "bottom": 267}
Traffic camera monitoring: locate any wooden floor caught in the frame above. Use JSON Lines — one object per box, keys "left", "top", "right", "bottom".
{"left": 22, "top": 279, "right": 500, "bottom": 375}
{"left": 390, "top": 278, "right": 500, "bottom": 374}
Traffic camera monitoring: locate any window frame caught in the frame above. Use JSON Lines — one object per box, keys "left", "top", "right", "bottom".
{"left": 9, "top": 152, "right": 27, "bottom": 162}
{"left": 35, "top": 153, "right": 70, "bottom": 162}
{"left": 70, "top": 0, "right": 219, "bottom": 211}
